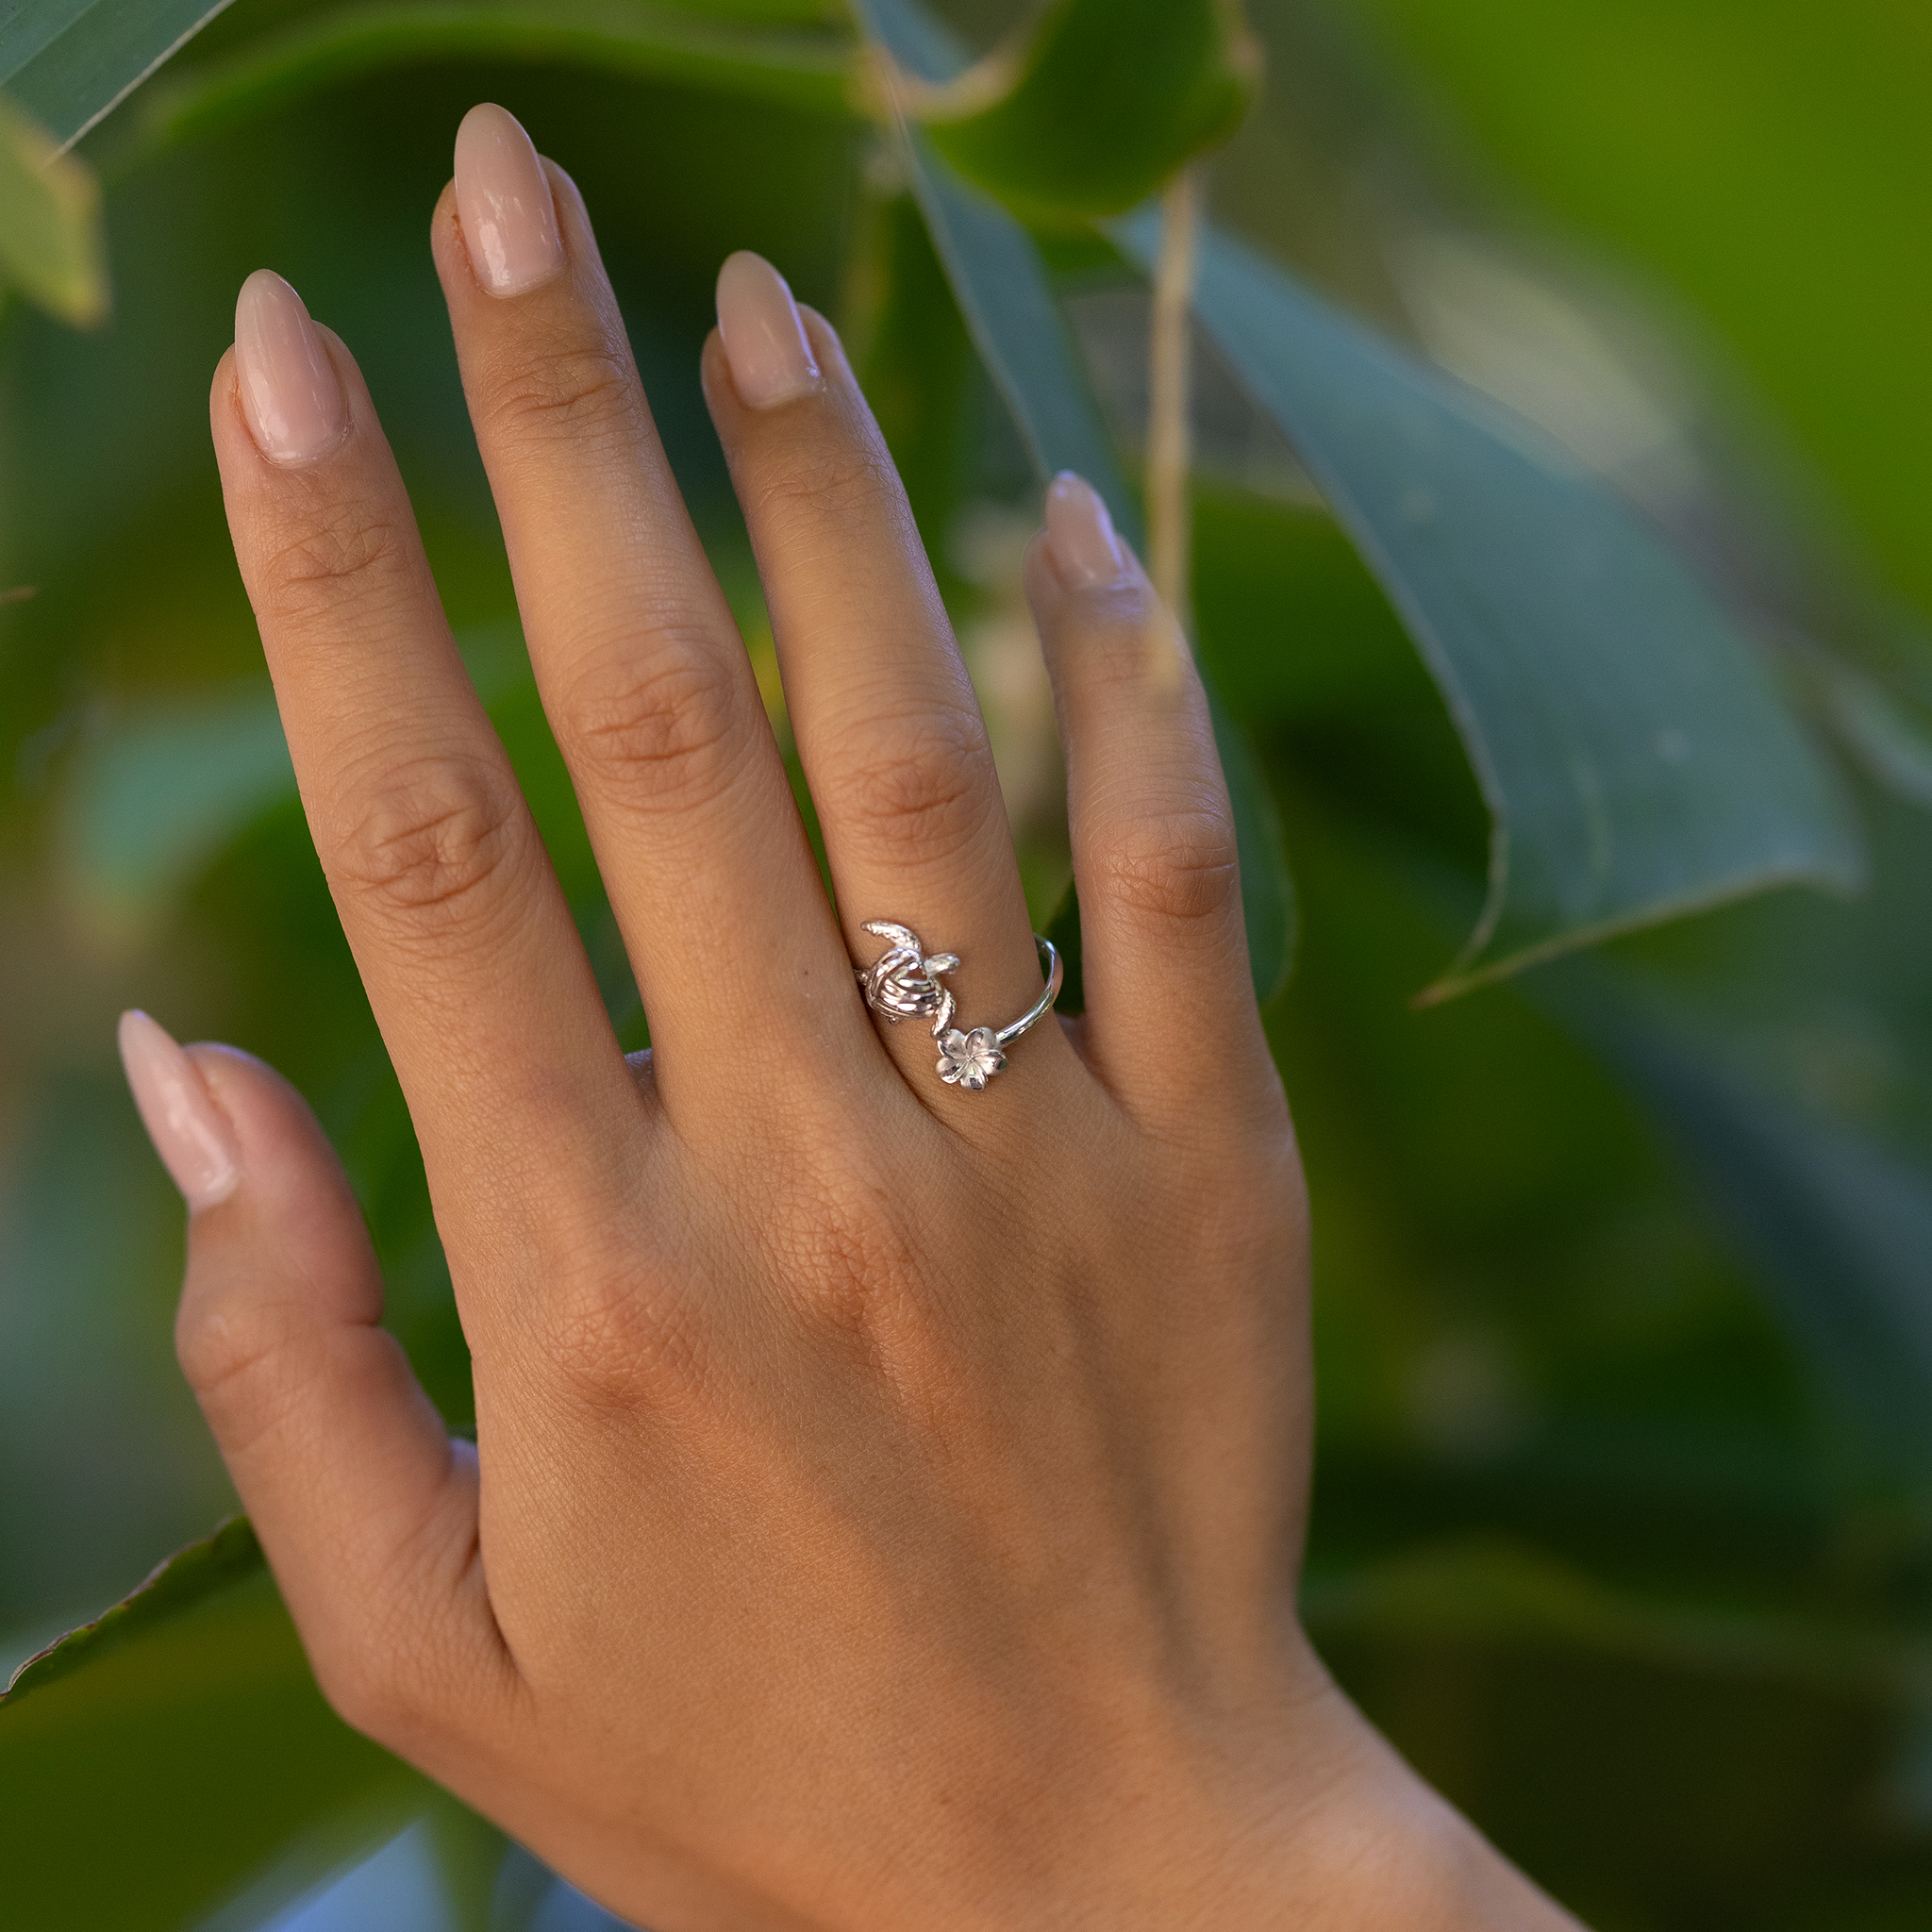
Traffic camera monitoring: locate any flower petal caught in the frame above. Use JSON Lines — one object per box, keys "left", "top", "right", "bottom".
{"left": 938, "top": 1056, "right": 961, "bottom": 1082}
{"left": 958, "top": 1062, "right": 988, "bottom": 1091}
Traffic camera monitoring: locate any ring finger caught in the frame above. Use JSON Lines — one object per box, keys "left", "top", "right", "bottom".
{"left": 701, "top": 257, "right": 1070, "bottom": 1106}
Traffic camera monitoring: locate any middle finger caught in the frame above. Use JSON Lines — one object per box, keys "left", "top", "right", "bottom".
{"left": 434, "top": 106, "right": 859, "bottom": 1117}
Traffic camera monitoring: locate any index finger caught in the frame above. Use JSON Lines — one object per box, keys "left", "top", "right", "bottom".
{"left": 211, "top": 271, "right": 641, "bottom": 1262}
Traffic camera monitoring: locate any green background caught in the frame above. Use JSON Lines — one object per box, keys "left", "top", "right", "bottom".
{"left": 4, "top": 2, "right": 1931, "bottom": 1926}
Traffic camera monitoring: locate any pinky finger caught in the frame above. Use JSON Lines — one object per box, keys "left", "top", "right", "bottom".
{"left": 1024, "top": 475, "right": 1277, "bottom": 1127}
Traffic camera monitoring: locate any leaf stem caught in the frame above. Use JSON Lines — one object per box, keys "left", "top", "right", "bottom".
{"left": 1146, "top": 165, "right": 1200, "bottom": 622}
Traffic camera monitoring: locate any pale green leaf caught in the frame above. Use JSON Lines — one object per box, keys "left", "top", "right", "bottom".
{"left": 0, "top": 88, "right": 105, "bottom": 324}
{"left": 130, "top": 0, "right": 856, "bottom": 150}
{"left": 1118, "top": 214, "right": 1864, "bottom": 997}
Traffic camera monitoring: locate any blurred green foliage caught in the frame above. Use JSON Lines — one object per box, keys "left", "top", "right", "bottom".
{"left": 3, "top": 1, "right": 1931, "bottom": 1928}
{"left": 913, "top": 0, "right": 1262, "bottom": 222}
{"left": 0, "top": 91, "right": 106, "bottom": 325}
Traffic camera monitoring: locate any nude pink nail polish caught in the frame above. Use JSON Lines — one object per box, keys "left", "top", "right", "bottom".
{"left": 454, "top": 103, "right": 564, "bottom": 297}
{"left": 1044, "top": 472, "right": 1128, "bottom": 589}
{"left": 118, "top": 1011, "right": 240, "bottom": 1212}
{"left": 715, "top": 251, "right": 822, "bottom": 409}
{"left": 234, "top": 270, "right": 347, "bottom": 465}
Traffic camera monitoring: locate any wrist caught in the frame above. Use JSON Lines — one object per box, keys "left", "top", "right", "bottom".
{"left": 1271, "top": 1711, "right": 1588, "bottom": 1932}
{"left": 905, "top": 1641, "right": 1582, "bottom": 1932}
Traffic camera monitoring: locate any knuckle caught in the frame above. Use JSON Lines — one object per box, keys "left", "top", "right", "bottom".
{"left": 754, "top": 440, "right": 901, "bottom": 528}
{"left": 1098, "top": 803, "right": 1241, "bottom": 928}
{"left": 315, "top": 1619, "right": 435, "bottom": 1745}
{"left": 312, "top": 1640, "right": 400, "bottom": 1740}
{"left": 1086, "top": 610, "right": 1171, "bottom": 689}
{"left": 175, "top": 1295, "right": 294, "bottom": 1436}
{"left": 779, "top": 1174, "right": 915, "bottom": 1332}
{"left": 485, "top": 342, "right": 636, "bottom": 444}
{"left": 326, "top": 753, "right": 526, "bottom": 937}
{"left": 560, "top": 641, "right": 742, "bottom": 811}
{"left": 310, "top": 1542, "right": 480, "bottom": 1747}
{"left": 756, "top": 1157, "right": 954, "bottom": 1386}
{"left": 818, "top": 708, "right": 996, "bottom": 867}
{"left": 542, "top": 1262, "right": 710, "bottom": 1412}
{"left": 258, "top": 508, "right": 412, "bottom": 630}
{"left": 1049, "top": 594, "right": 1193, "bottom": 707}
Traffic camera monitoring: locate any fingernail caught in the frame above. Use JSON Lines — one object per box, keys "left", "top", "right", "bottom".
{"left": 234, "top": 270, "right": 347, "bottom": 465}
{"left": 1044, "top": 473, "right": 1128, "bottom": 589}
{"left": 118, "top": 1011, "right": 241, "bottom": 1212}
{"left": 454, "top": 102, "right": 564, "bottom": 297}
{"left": 715, "top": 251, "right": 822, "bottom": 409}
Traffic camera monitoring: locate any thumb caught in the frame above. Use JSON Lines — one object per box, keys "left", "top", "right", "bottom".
{"left": 117, "top": 1011, "right": 513, "bottom": 1752}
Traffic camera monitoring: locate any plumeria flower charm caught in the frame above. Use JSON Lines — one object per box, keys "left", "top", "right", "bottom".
{"left": 937, "top": 1026, "right": 1007, "bottom": 1091}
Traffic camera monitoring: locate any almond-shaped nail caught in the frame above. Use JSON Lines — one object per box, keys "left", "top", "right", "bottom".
{"left": 715, "top": 250, "right": 822, "bottom": 409}
{"left": 118, "top": 1011, "right": 240, "bottom": 1212}
{"left": 1044, "top": 472, "right": 1129, "bottom": 590}
{"left": 234, "top": 270, "right": 347, "bottom": 465}
{"left": 455, "top": 102, "right": 564, "bottom": 297}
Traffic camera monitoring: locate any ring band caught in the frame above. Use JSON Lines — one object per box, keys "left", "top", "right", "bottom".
{"left": 855, "top": 920, "right": 1063, "bottom": 1091}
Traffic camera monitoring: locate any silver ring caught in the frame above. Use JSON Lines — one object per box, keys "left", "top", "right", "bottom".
{"left": 855, "top": 920, "right": 1063, "bottom": 1091}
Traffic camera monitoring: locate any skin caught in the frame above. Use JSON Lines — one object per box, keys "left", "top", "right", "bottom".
{"left": 177, "top": 127, "right": 1588, "bottom": 1931}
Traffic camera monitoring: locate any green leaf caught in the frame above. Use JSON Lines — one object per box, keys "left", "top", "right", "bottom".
{"left": 908, "top": 124, "right": 1293, "bottom": 1000}
{"left": 59, "top": 684, "right": 296, "bottom": 933}
{"left": 1541, "top": 962, "right": 1932, "bottom": 1474}
{"left": 1208, "top": 679, "right": 1294, "bottom": 1004}
{"left": 1035, "top": 698, "right": 1295, "bottom": 1015}
{"left": 129, "top": 0, "right": 855, "bottom": 151}
{"left": 58, "top": 626, "right": 526, "bottom": 935}
{"left": 1, "top": 0, "right": 234, "bottom": 149}
{"left": 1118, "top": 214, "right": 1864, "bottom": 998}
{"left": 0, "top": 89, "right": 106, "bottom": 325}
{"left": 852, "top": 189, "right": 979, "bottom": 565}
{"left": 857, "top": 0, "right": 1134, "bottom": 536}
{"left": 858, "top": 0, "right": 1294, "bottom": 1005}
{"left": 3, "top": 1515, "right": 262, "bottom": 1706}
{"left": 0, "top": 1522, "right": 425, "bottom": 1928}
{"left": 423, "top": 1796, "right": 514, "bottom": 1932}
{"left": 901, "top": 125, "right": 1141, "bottom": 543}
{"left": 1041, "top": 877, "right": 1086, "bottom": 1015}
{"left": 901, "top": 0, "right": 1261, "bottom": 225}
{"left": 1191, "top": 482, "right": 1429, "bottom": 727}
{"left": 1305, "top": 1533, "right": 1929, "bottom": 1694}
{"left": 1821, "top": 661, "right": 1932, "bottom": 815}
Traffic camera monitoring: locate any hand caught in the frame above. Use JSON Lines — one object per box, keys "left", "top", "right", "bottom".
{"left": 120, "top": 103, "right": 1581, "bottom": 1931}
